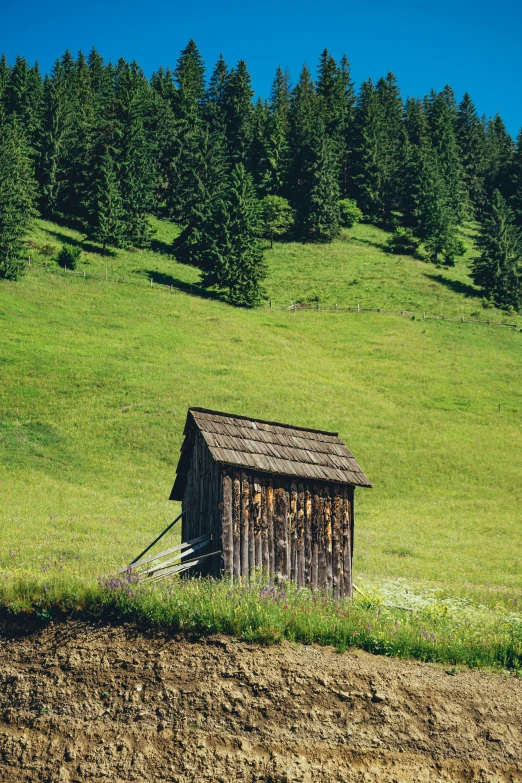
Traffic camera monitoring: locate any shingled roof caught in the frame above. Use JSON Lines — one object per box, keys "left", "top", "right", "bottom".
{"left": 170, "top": 408, "right": 371, "bottom": 500}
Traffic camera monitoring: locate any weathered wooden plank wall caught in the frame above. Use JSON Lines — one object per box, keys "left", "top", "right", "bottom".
{"left": 217, "top": 465, "right": 354, "bottom": 592}
{"left": 183, "top": 438, "right": 355, "bottom": 590}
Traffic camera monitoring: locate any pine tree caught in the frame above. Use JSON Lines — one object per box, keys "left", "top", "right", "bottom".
{"left": 376, "top": 72, "right": 404, "bottom": 220}
{"left": 349, "top": 79, "right": 384, "bottom": 220}
{"left": 412, "top": 146, "right": 459, "bottom": 264}
{"left": 270, "top": 66, "right": 291, "bottom": 123}
{"left": 222, "top": 60, "right": 254, "bottom": 167}
{"left": 4, "top": 56, "right": 43, "bottom": 150}
{"left": 509, "top": 128, "right": 522, "bottom": 228}
{"left": 38, "top": 53, "right": 77, "bottom": 216}
{"left": 316, "top": 48, "right": 345, "bottom": 140}
{"left": 456, "top": 93, "right": 488, "bottom": 214}
{"left": 88, "top": 150, "right": 125, "bottom": 253}
{"left": 200, "top": 164, "right": 267, "bottom": 306}
{"left": 485, "top": 114, "right": 515, "bottom": 201}
{"left": 172, "top": 128, "right": 228, "bottom": 267}
{"left": 204, "top": 55, "right": 229, "bottom": 133}
{"left": 174, "top": 39, "right": 205, "bottom": 126}
{"left": 0, "top": 118, "right": 38, "bottom": 280}
{"left": 426, "top": 88, "right": 467, "bottom": 222}
{"left": 287, "top": 65, "right": 316, "bottom": 202}
{"left": 295, "top": 121, "right": 340, "bottom": 242}
{"left": 472, "top": 190, "right": 522, "bottom": 309}
{"left": 338, "top": 54, "right": 356, "bottom": 196}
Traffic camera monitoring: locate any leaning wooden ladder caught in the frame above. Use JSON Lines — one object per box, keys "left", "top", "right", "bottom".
{"left": 120, "top": 512, "right": 221, "bottom": 583}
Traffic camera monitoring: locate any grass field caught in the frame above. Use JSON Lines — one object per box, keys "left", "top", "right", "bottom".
{"left": 1, "top": 216, "right": 521, "bottom": 604}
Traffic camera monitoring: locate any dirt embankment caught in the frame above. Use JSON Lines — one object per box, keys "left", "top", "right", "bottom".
{"left": 0, "top": 620, "right": 521, "bottom": 783}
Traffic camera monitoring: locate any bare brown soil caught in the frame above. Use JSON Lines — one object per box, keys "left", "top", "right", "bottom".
{"left": 0, "top": 620, "right": 521, "bottom": 783}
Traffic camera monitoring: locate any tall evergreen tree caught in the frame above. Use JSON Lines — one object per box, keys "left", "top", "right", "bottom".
{"left": 200, "top": 163, "right": 267, "bottom": 306}
{"left": 204, "top": 54, "right": 229, "bottom": 133}
{"left": 472, "top": 189, "right": 522, "bottom": 309}
{"left": 88, "top": 149, "right": 125, "bottom": 253}
{"left": 456, "top": 93, "right": 488, "bottom": 214}
{"left": 0, "top": 118, "right": 38, "bottom": 279}
{"left": 172, "top": 128, "right": 228, "bottom": 267}
{"left": 222, "top": 60, "right": 254, "bottom": 167}
{"left": 295, "top": 121, "right": 340, "bottom": 241}
{"left": 287, "top": 65, "right": 316, "bottom": 201}
{"left": 485, "top": 114, "right": 515, "bottom": 201}
{"left": 338, "top": 54, "right": 356, "bottom": 196}
{"left": 270, "top": 66, "right": 292, "bottom": 125}
{"left": 174, "top": 39, "right": 205, "bottom": 125}
{"left": 509, "top": 128, "right": 522, "bottom": 228}
{"left": 349, "top": 79, "right": 384, "bottom": 219}
{"left": 376, "top": 72, "right": 404, "bottom": 220}
{"left": 426, "top": 88, "right": 467, "bottom": 222}
{"left": 4, "top": 56, "right": 43, "bottom": 150}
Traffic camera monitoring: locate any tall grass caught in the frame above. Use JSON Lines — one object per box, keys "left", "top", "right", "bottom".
{"left": 2, "top": 573, "right": 521, "bottom": 671}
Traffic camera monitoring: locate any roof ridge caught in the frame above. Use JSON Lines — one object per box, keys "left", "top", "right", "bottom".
{"left": 189, "top": 407, "right": 339, "bottom": 437}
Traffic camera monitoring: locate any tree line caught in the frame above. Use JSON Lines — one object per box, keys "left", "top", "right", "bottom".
{"left": 0, "top": 42, "right": 521, "bottom": 307}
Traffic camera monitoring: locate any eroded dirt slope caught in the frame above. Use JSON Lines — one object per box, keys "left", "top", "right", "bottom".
{"left": 0, "top": 620, "right": 521, "bottom": 782}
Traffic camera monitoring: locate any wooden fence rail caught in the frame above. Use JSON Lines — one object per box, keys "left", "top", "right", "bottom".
{"left": 26, "top": 261, "right": 519, "bottom": 331}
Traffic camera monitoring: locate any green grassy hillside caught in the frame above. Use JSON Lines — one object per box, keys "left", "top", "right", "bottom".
{"left": 1, "top": 218, "right": 521, "bottom": 593}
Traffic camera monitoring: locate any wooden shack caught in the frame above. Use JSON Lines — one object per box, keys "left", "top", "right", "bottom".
{"left": 170, "top": 408, "right": 371, "bottom": 597}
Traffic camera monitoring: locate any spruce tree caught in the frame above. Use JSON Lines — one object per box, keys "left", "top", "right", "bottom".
{"left": 472, "top": 189, "right": 522, "bottom": 309}
{"left": 376, "top": 72, "right": 404, "bottom": 220}
{"left": 287, "top": 65, "right": 316, "bottom": 202}
{"left": 509, "top": 128, "right": 522, "bottom": 228}
{"left": 222, "top": 60, "right": 254, "bottom": 167}
{"left": 172, "top": 128, "right": 228, "bottom": 267}
{"left": 338, "top": 54, "right": 356, "bottom": 196}
{"left": 296, "top": 121, "right": 340, "bottom": 242}
{"left": 426, "top": 88, "right": 467, "bottom": 223}
{"left": 349, "top": 79, "right": 384, "bottom": 220}
{"left": 200, "top": 163, "right": 267, "bottom": 306}
{"left": 204, "top": 55, "right": 229, "bottom": 133}
{"left": 0, "top": 119, "right": 37, "bottom": 280}
{"left": 270, "top": 66, "right": 292, "bottom": 125}
{"left": 456, "top": 93, "right": 488, "bottom": 214}
{"left": 88, "top": 150, "right": 125, "bottom": 253}
{"left": 412, "top": 147, "right": 459, "bottom": 264}
{"left": 485, "top": 114, "right": 514, "bottom": 201}
{"left": 174, "top": 39, "right": 205, "bottom": 126}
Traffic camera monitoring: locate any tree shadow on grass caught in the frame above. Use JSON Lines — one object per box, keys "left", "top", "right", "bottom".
{"left": 150, "top": 237, "right": 174, "bottom": 256}
{"left": 40, "top": 226, "right": 116, "bottom": 257}
{"left": 351, "top": 236, "right": 389, "bottom": 252}
{"left": 144, "top": 270, "right": 223, "bottom": 302}
{"left": 424, "top": 272, "right": 481, "bottom": 299}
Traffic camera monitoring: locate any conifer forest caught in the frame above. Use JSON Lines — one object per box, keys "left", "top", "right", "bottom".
{"left": 1, "top": 41, "right": 522, "bottom": 308}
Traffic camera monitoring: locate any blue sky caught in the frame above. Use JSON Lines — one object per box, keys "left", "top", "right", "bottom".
{"left": 2, "top": 0, "right": 521, "bottom": 136}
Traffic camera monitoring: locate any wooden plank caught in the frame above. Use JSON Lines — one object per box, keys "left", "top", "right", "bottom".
{"left": 342, "top": 485, "right": 353, "bottom": 599}
{"left": 232, "top": 471, "right": 241, "bottom": 584}
{"left": 145, "top": 550, "right": 222, "bottom": 582}
{"left": 249, "top": 473, "right": 256, "bottom": 576}
{"left": 304, "top": 486, "right": 312, "bottom": 588}
{"left": 139, "top": 539, "right": 211, "bottom": 578}
{"left": 120, "top": 534, "right": 210, "bottom": 572}
{"left": 273, "top": 480, "right": 287, "bottom": 580}
{"left": 240, "top": 470, "right": 250, "bottom": 581}
{"left": 267, "top": 479, "right": 274, "bottom": 579}
{"left": 260, "top": 480, "right": 268, "bottom": 574}
{"left": 222, "top": 472, "right": 233, "bottom": 579}
{"left": 317, "top": 485, "right": 326, "bottom": 590}
{"left": 332, "top": 489, "right": 342, "bottom": 600}
{"left": 311, "top": 483, "right": 320, "bottom": 591}
{"left": 253, "top": 476, "right": 263, "bottom": 572}
{"left": 290, "top": 480, "right": 298, "bottom": 583}
{"left": 325, "top": 490, "right": 333, "bottom": 592}
{"left": 297, "top": 481, "right": 305, "bottom": 588}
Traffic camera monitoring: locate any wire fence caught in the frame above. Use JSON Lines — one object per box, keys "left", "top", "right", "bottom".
{"left": 27, "top": 259, "right": 520, "bottom": 331}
